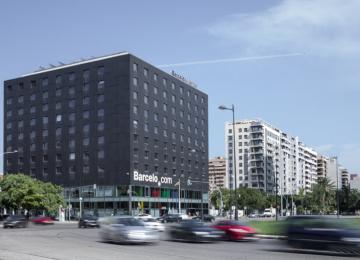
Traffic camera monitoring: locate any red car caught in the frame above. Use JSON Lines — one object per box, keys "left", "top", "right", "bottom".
{"left": 30, "top": 216, "right": 54, "bottom": 225}
{"left": 211, "top": 220, "right": 257, "bottom": 241}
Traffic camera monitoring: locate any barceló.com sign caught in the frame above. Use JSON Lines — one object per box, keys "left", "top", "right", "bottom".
{"left": 133, "top": 171, "right": 173, "bottom": 185}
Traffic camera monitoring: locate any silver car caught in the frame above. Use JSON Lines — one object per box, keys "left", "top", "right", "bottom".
{"left": 99, "top": 216, "right": 159, "bottom": 244}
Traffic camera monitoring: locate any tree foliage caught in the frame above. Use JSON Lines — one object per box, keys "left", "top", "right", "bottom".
{"left": 0, "top": 174, "right": 64, "bottom": 214}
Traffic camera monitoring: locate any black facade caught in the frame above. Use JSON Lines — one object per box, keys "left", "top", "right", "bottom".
{"left": 3, "top": 53, "right": 208, "bottom": 195}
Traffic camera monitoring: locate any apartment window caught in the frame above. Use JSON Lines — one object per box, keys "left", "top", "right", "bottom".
{"left": 56, "top": 128, "right": 62, "bottom": 137}
{"left": 143, "top": 82, "right": 149, "bottom": 92}
{"left": 30, "top": 106, "right": 36, "bottom": 114}
{"left": 98, "top": 166, "right": 104, "bottom": 176}
{"left": 143, "top": 109, "right": 148, "bottom": 118}
{"left": 171, "top": 95, "right": 176, "bottom": 103}
{"left": 172, "top": 120, "right": 176, "bottom": 128}
{"left": 163, "top": 116, "right": 167, "bottom": 125}
{"left": 163, "top": 91, "right": 167, "bottom": 99}
{"left": 97, "top": 122, "right": 104, "bottom": 131}
{"left": 163, "top": 78, "right": 167, "bottom": 86}
{"left": 153, "top": 73, "right": 158, "bottom": 81}
{"left": 43, "top": 155, "right": 48, "bottom": 163}
{"left": 154, "top": 113, "right": 159, "bottom": 121}
{"left": 83, "top": 152, "right": 90, "bottom": 162}
{"left": 30, "top": 118, "right": 36, "bottom": 126}
{"left": 144, "top": 96, "right": 148, "bottom": 104}
{"left": 42, "top": 104, "right": 49, "bottom": 112}
{"left": 83, "top": 165, "right": 90, "bottom": 174}
{"left": 56, "top": 167, "right": 62, "bottom": 175}
{"left": 133, "top": 91, "right": 138, "bottom": 100}
{"left": 171, "top": 107, "right": 176, "bottom": 115}
{"left": 56, "top": 115, "right": 62, "bottom": 122}
{"left": 56, "top": 89, "right": 62, "bottom": 97}
{"left": 30, "top": 93, "right": 36, "bottom": 101}
{"left": 56, "top": 141, "right": 61, "bottom": 149}
{"left": 133, "top": 77, "right": 138, "bottom": 86}
{"left": 133, "top": 120, "right": 138, "bottom": 129}
{"left": 144, "top": 68, "right": 148, "bottom": 77}
{"left": 6, "top": 111, "right": 12, "bottom": 117}
{"left": 153, "top": 99, "right": 158, "bottom": 108}
{"left": 6, "top": 122, "right": 12, "bottom": 129}
{"left": 18, "top": 120, "right": 24, "bottom": 128}
{"left": 56, "top": 102, "right": 62, "bottom": 110}
{"left": 18, "top": 133, "right": 24, "bottom": 140}
{"left": 97, "top": 80, "right": 105, "bottom": 90}
{"left": 69, "top": 153, "right": 76, "bottom": 160}
{"left": 144, "top": 123, "right": 149, "bottom": 132}
{"left": 163, "top": 104, "right": 167, "bottom": 112}
{"left": 83, "top": 96, "right": 90, "bottom": 105}
{"left": 180, "top": 110, "right": 184, "bottom": 118}
{"left": 133, "top": 63, "right": 138, "bottom": 72}
{"left": 30, "top": 80, "right": 36, "bottom": 89}
{"left": 69, "top": 126, "right": 75, "bottom": 135}
{"left": 98, "top": 136, "right": 105, "bottom": 145}
{"left": 97, "top": 94, "right": 104, "bottom": 103}
{"left": 154, "top": 126, "right": 158, "bottom": 134}
{"left": 180, "top": 98, "right": 184, "bottom": 106}
{"left": 153, "top": 86, "right": 158, "bottom": 95}
{"left": 30, "top": 143, "right": 36, "bottom": 151}
{"left": 83, "top": 124, "right": 90, "bottom": 134}
{"left": 56, "top": 154, "right": 61, "bottom": 162}
{"left": 163, "top": 130, "right": 168, "bottom": 137}
{"left": 69, "top": 140, "right": 75, "bottom": 149}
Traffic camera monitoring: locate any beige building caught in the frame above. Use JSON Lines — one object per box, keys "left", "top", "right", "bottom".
{"left": 208, "top": 156, "right": 226, "bottom": 193}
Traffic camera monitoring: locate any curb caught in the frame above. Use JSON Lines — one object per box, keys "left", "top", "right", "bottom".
{"left": 256, "top": 234, "right": 287, "bottom": 240}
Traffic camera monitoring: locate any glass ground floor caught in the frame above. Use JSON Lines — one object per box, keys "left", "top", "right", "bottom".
{"left": 64, "top": 185, "right": 209, "bottom": 218}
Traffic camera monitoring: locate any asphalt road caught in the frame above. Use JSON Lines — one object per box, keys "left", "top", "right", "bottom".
{"left": 0, "top": 223, "right": 355, "bottom": 260}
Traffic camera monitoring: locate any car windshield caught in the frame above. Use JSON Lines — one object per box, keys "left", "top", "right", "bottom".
{"left": 7, "top": 215, "right": 24, "bottom": 220}
{"left": 115, "top": 218, "right": 144, "bottom": 226}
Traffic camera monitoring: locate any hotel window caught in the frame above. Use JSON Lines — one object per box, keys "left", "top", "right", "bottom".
{"left": 42, "top": 78, "right": 48, "bottom": 87}
{"left": 133, "top": 120, "right": 138, "bottom": 129}
{"left": 83, "top": 152, "right": 90, "bottom": 162}
{"left": 69, "top": 87, "right": 75, "bottom": 97}
{"left": 56, "top": 167, "right": 62, "bottom": 175}
{"left": 30, "top": 143, "right": 36, "bottom": 151}
{"left": 97, "top": 66, "right": 104, "bottom": 78}
{"left": 83, "top": 96, "right": 90, "bottom": 105}
{"left": 98, "top": 122, "right": 104, "bottom": 131}
{"left": 6, "top": 122, "right": 12, "bottom": 129}
{"left": 98, "top": 150, "right": 104, "bottom": 159}
{"left": 83, "top": 138, "right": 90, "bottom": 146}
{"left": 42, "top": 104, "right": 49, "bottom": 112}
{"left": 163, "top": 78, "right": 167, "bottom": 86}
{"left": 69, "top": 113, "right": 75, "bottom": 123}
{"left": 30, "top": 106, "right": 36, "bottom": 114}
{"left": 18, "top": 133, "right": 24, "bottom": 140}
{"left": 144, "top": 96, "right": 148, "bottom": 104}
{"left": 98, "top": 166, "right": 105, "bottom": 176}
{"left": 69, "top": 140, "right": 75, "bottom": 149}
{"left": 133, "top": 63, "right": 138, "bottom": 72}
{"left": 171, "top": 107, "right": 176, "bottom": 115}
{"left": 83, "top": 165, "right": 90, "bottom": 174}
{"left": 43, "top": 155, "right": 48, "bottom": 162}
{"left": 6, "top": 111, "right": 12, "bottom": 117}
{"left": 153, "top": 99, "right": 158, "bottom": 108}
{"left": 97, "top": 80, "right": 105, "bottom": 90}
{"left": 83, "top": 124, "right": 90, "bottom": 134}
{"left": 163, "top": 129, "right": 168, "bottom": 137}
{"left": 201, "top": 97, "right": 204, "bottom": 104}
{"left": 97, "top": 94, "right": 104, "bottom": 103}
{"left": 56, "top": 128, "right": 62, "bottom": 137}
{"left": 163, "top": 116, "right": 167, "bottom": 125}
{"left": 42, "top": 130, "right": 48, "bottom": 138}
{"left": 97, "top": 108, "right": 104, "bottom": 118}
{"left": 42, "top": 116, "right": 48, "bottom": 125}
{"left": 144, "top": 68, "right": 148, "bottom": 77}
{"left": 68, "top": 99, "right": 75, "bottom": 109}
{"left": 83, "top": 70, "right": 90, "bottom": 83}
{"left": 56, "top": 75, "right": 62, "bottom": 86}
{"left": 98, "top": 136, "right": 104, "bottom": 145}
{"left": 18, "top": 96, "right": 24, "bottom": 103}
{"left": 69, "top": 72, "right": 75, "bottom": 82}
{"left": 143, "top": 109, "right": 148, "bottom": 118}
{"left": 56, "top": 154, "right": 61, "bottom": 162}
{"left": 83, "top": 83, "right": 90, "bottom": 92}
{"left": 69, "top": 126, "right": 75, "bottom": 135}
{"left": 30, "top": 80, "right": 36, "bottom": 89}
{"left": 154, "top": 86, "right": 158, "bottom": 95}
{"left": 83, "top": 110, "right": 90, "bottom": 119}
{"left": 180, "top": 98, "right": 184, "bottom": 106}
{"left": 154, "top": 113, "right": 159, "bottom": 121}
{"left": 171, "top": 82, "right": 175, "bottom": 90}
{"left": 172, "top": 120, "right": 176, "bottom": 128}
{"left": 69, "top": 153, "right": 76, "bottom": 160}
{"left": 143, "top": 82, "right": 148, "bottom": 91}
{"left": 56, "top": 89, "right": 62, "bottom": 97}
{"left": 30, "top": 94, "right": 36, "bottom": 101}
{"left": 163, "top": 91, "right": 167, "bottom": 99}
{"left": 56, "top": 114, "right": 62, "bottom": 122}
{"left": 30, "top": 118, "right": 36, "bottom": 126}
{"left": 18, "top": 120, "right": 24, "bottom": 128}
{"left": 163, "top": 103, "right": 167, "bottom": 112}
{"left": 133, "top": 77, "right": 138, "bottom": 86}
{"left": 153, "top": 73, "right": 158, "bottom": 81}
{"left": 144, "top": 123, "right": 149, "bottom": 132}
{"left": 133, "top": 91, "right": 138, "bottom": 100}
{"left": 154, "top": 126, "right": 158, "bottom": 134}
{"left": 180, "top": 110, "right": 184, "bottom": 118}
{"left": 56, "top": 102, "right": 62, "bottom": 110}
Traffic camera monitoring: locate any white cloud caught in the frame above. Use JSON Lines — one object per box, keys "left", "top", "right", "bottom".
{"left": 206, "top": 0, "right": 360, "bottom": 57}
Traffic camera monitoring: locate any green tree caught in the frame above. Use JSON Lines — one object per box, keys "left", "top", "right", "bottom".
{"left": 309, "top": 177, "right": 335, "bottom": 214}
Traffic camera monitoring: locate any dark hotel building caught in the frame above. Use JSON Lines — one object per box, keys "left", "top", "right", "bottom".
{"left": 3, "top": 52, "right": 208, "bottom": 217}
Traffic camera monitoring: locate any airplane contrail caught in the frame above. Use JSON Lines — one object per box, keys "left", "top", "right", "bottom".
{"left": 158, "top": 52, "right": 303, "bottom": 68}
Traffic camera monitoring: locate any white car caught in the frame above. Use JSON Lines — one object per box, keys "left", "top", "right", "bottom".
{"left": 179, "top": 214, "right": 191, "bottom": 220}
{"left": 142, "top": 218, "right": 165, "bottom": 232}
{"left": 135, "top": 213, "right": 153, "bottom": 220}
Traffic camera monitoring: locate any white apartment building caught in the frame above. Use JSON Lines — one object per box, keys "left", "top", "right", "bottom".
{"left": 208, "top": 156, "right": 226, "bottom": 193}
{"left": 225, "top": 119, "right": 317, "bottom": 195}
{"left": 318, "top": 156, "right": 349, "bottom": 189}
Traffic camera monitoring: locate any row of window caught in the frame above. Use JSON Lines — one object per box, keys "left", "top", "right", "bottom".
{"left": 132, "top": 77, "right": 205, "bottom": 104}
{"left": 6, "top": 67, "right": 105, "bottom": 92}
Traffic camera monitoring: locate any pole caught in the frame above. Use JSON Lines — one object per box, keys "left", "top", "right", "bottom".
{"left": 201, "top": 182, "right": 204, "bottom": 221}
{"left": 336, "top": 157, "right": 340, "bottom": 218}
{"left": 178, "top": 180, "right": 181, "bottom": 213}
{"left": 231, "top": 105, "right": 238, "bottom": 220}
{"left": 275, "top": 173, "right": 278, "bottom": 221}
{"left": 68, "top": 188, "right": 71, "bottom": 221}
{"left": 129, "top": 184, "right": 132, "bottom": 216}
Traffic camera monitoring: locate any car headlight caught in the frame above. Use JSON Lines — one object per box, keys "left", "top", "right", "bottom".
{"left": 342, "top": 237, "right": 360, "bottom": 243}
{"left": 194, "top": 231, "right": 209, "bottom": 236}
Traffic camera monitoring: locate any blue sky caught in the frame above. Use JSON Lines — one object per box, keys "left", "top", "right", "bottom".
{"left": 1, "top": 0, "right": 359, "bottom": 173}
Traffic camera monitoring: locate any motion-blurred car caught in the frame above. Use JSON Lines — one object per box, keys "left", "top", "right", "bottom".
{"left": 157, "top": 213, "right": 182, "bottom": 223}
{"left": 248, "top": 213, "right": 259, "bottom": 218}
{"left": 31, "top": 216, "right": 54, "bottom": 225}
{"left": 78, "top": 215, "right": 99, "bottom": 228}
{"left": 192, "top": 214, "right": 215, "bottom": 222}
{"left": 142, "top": 218, "right": 165, "bottom": 232}
{"left": 99, "top": 216, "right": 159, "bottom": 244}
{"left": 135, "top": 213, "right": 153, "bottom": 220}
{"left": 211, "top": 220, "right": 257, "bottom": 241}
{"left": 168, "top": 220, "right": 223, "bottom": 242}
{"left": 3, "top": 215, "right": 28, "bottom": 228}
{"left": 285, "top": 216, "right": 360, "bottom": 255}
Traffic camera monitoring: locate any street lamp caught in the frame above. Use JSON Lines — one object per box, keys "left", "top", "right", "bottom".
{"left": 218, "top": 104, "right": 238, "bottom": 220}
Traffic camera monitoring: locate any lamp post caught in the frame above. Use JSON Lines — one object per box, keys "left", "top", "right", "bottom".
{"left": 188, "top": 177, "right": 208, "bottom": 222}
{"left": 335, "top": 156, "right": 340, "bottom": 219}
{"left": 219, "top": 105, "right": 238, "bottom": 220}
